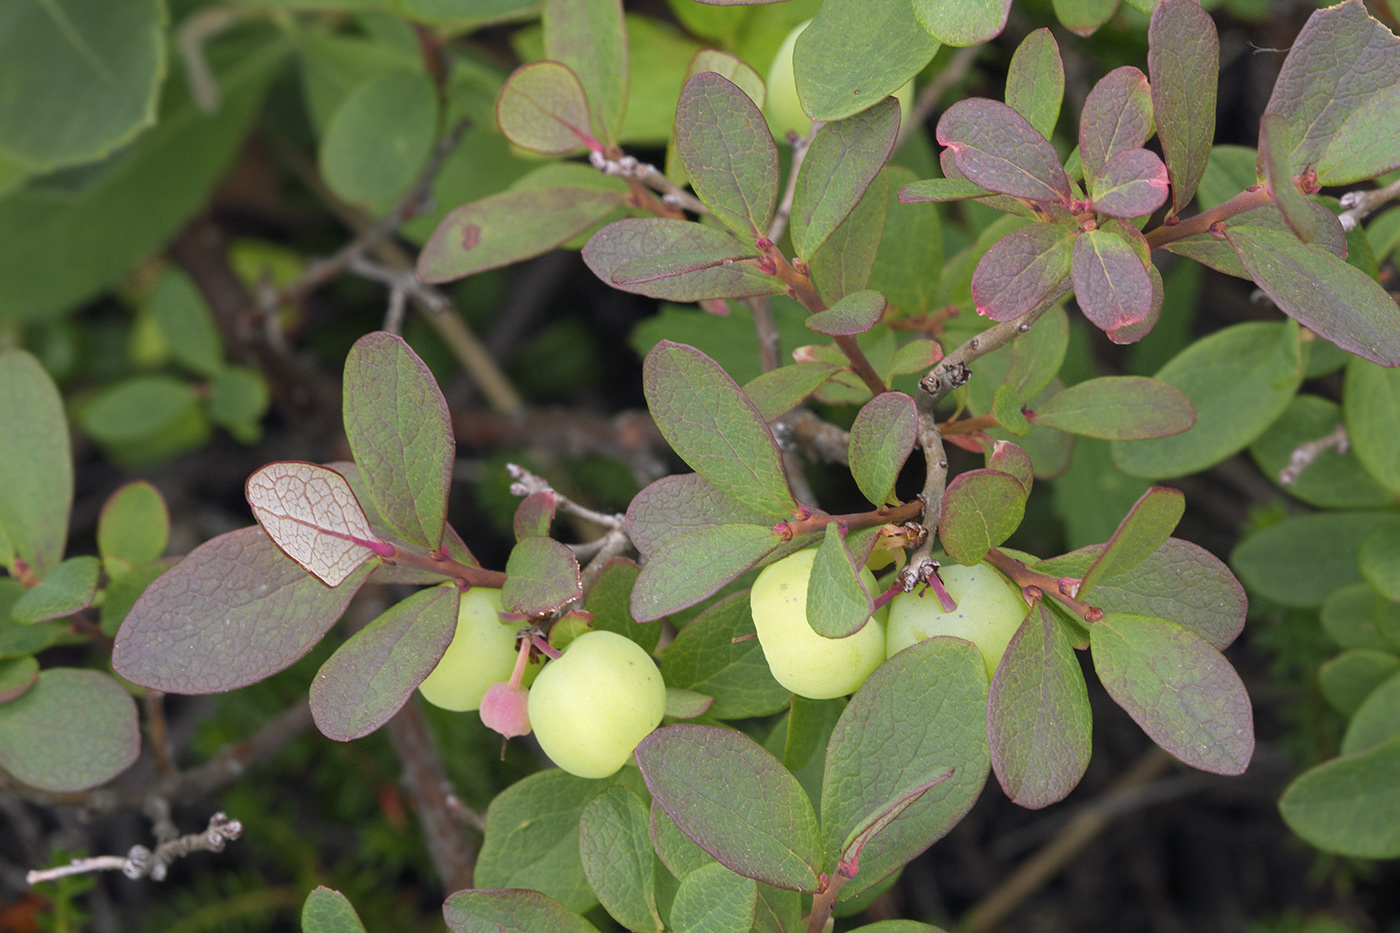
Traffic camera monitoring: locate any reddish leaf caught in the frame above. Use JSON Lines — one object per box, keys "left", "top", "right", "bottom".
{"left": 675, "top": 72, "right": 779, "bottom": 238}
{"left": 496, "top": 61, "right": 597, "bottom": 154}
{"left": 514, "top": 491, "right": 557, "bottom": 540}
{"left": 939, "top": 469, "right": 1028, "bottom": 566}
{"left": 970, "top": 223, "right": 1077, "bottom": 322}
{"left": 543, "top": 0, "right": 628, "bottom": 145}
{"left": 503, "top": 537, "right": 582, "bottom": 616}
{"left": 1149, "top": 0, "right": 1219, "bottom": 215}
{"left": 583, "top": 218, "right": 780, "bottom": 301}
{"left": 1163, "top": 200, "right": 1345, "bottom": 280}
{"left": 936, "top": 99, "right": 1071, "bottom": 205}
{"left": 1079, "top": 67, "right": 1153, "bottom": 184}
{"left": 987, "top": 440, "right": 1034, "bottom": 492}
{"left": 1079, "top": 486, "right": 1185, "bottom": 598}
{"left": 112, "top": 527, "right": 371, "bottom": 694}
{"left": 626, "top": 473, "right": 776, "bottom": 558}
{"left": 1072, "top": 228, "right": 1153, "bottom": 332}
{"left": 1090, "top": 149, "right": 1169, "bottom": 219}
{"left": 246, "top": 462, "right": 383, "bottom": 587}
{"left": 1107, "top": 264, "right": 1164, "bottom": 346}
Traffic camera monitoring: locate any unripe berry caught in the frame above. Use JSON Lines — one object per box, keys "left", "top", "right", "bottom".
{"left": 886, "top": 563, "right": 1030, "bottom": 678}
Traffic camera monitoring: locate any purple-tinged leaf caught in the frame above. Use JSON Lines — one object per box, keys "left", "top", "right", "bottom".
{"left": 939, "top": 149, "right": 1045, "bottom": 219}
{"left": 795, "top": 0, "right": 938, "bottom": 121}
{"left": 444, "top": 889, "right": 600, "bottom": 933}
{"left": 1149, "top": 0, "right": 1219, "bottom": 215}
{"left": 970, "top": 223, "right": 1077, "bottom": 322}
{"left": 665, "top": 689, "right": 715, "bottom": 720}
{"left": 743, "top": 363, "right": 841, "bottom": 422}
{"left": 0, "top": 349, "right": 71, "bottom": 579}
{"left": 1280, "top": 735, "right": 1400, "bottom": 859}
{"left": 676, "top": 72, "right": 779, "bottom": 238}
{"left": 1031, "top": 376, "right": 1195, "bottom": 441}
{"left": 496, "top": 61, "right": 596, "bottom": 155}
{"left": 1228, "top": 225, "right": 1400, "bottom": 366}
{"left": 937, "top": 100, "right": 1071, "bottom": 205}
{"left": 514, "top": 490, "right": 557, "bottom": 541}
{"left": 631, "top": 524, "right": 786, "bottom": 622}
{"left": 939, "top": 469, "right": 1028, "bottom": 566}
{"left": 309, "top": 583, "right": 458, "bottom": 741}
{"left": 1262, "top": 0, "right": 1400, "bottom": 184}
{"left": 644, "top": 341, "right": 796, "bottom": 516}
{"left": 1091, "top": 613, "right": 1254, "bottom": 775}
{"left": 913, "top": 0, "right": 1010, "bottom": 46}
{"left": 807, "top": 290, "right": 887, "bottom": 336}
{"left": 342, "top": 333, "right": 454, "bottom": 550}
{"left": 0, "top": 669, "right": 138, "bottom": 793}
{"left": 636, "top": 724, "right": 823, "bottom": 892}
{"left": 9, "top": 555, "right": 99, "bottom": 623}
{"left": 246, "top": 462, "right": 383, "bottom": 587}
{"left": 1107, "top": 263, "right": 1164, "bottom": 346}
{"left": 626, "top": 473, "right": 775, "bottom": 558}
{"left": 1079, "top": 67, "right": 1153, "bottom": 184}
{"left": 668, "top": 49, "right": 767, "bottom": 185}
{"left": 651, "top": 803, "right": 714, "bottom": 881}
{"left": 807, "top": 523, "right": 875, "bottom": 638}
{"left": 839, "top": 770, "right": 955, "bottom": 874}
{"left": 1072, "top": 228, "right": 1153, "bottom": 332}
{"left": 810, "top": 169, "right": 889, "bottom": 303}
{"left": 113, "top": 528, "right": 372, "bottom": 693}
{"left": 543, "top": 0, "right": 628, "bottom": 145}
{"left": 822, "top": 638, "right": 990, "bottom": 898}
{"left": 504, "top": 537, "right": 581, "bottom": 615}
{"left": 583, "top": 218, "right": 781, "bottom": 301}
{"left": 849, "top": 392, "right": 917, "bottom": 506}
{"left": 1090, "top": 149, "right": 1168, "bottom": 218}
{"left": 897, "top": 177, "right": 990, "bottom": 203}
{"left": 792, "top": 98, "right": 900, "bottom": 260}
{"left": 1054, "top": 0, "right": 1118, "bottom": 37}
{"left": 1259, "top": 114, "right": 1316, "bottom": 243}
{"left": 1163, "top": 199, "right": 1345, "bottom": 279}
{"left": 1006, "top": 29, "right": 1064, "bottom": 140}
{"left": 989, "top": 605, "right": 1091, "bottom": 808}
{"left": 0, "top": 657, "right": 38, "bottom": 703}
{"left": 1079, "top": 486, "right": 1185, "bottom": 598}
{"left": 987, "top": 440, "right": 1034, "bottom": 492}
{"left": 418, "top": 186, "right": 626, "bottom": 284}
{"left": 660, "top": 590, "right": 792, "bottom": 719}
{"left": 579, "top": 786, "right": 662, "bottom": 933}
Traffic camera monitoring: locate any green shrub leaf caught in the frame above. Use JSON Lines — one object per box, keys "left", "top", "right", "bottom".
{"left": 807, "top": 523, "right": 874, "bottom": 638}
{"left": 1033, "top": 376, "right": 1195, "bottom": 441}
{"left": 1006, "top": 29, "right": 1064, "bottom": 139}
{"left": 302, "top": 887, "right": 367, "bottom": 933}
{"left": 0, "top": 669, "right": 139, "bottom": 793}
{"left": 795, "top": 0, "right": 938, "bottom": 122}
{"left": 444, "top": 889, "right": 601, "bottom": 933}
{"left": 583, "top": 218, "right": 780, "bottom": 301}
{"left": 1232, "top": 511, "right": 1391, "bottom": 609}
{"left": 660, "top": 591, "right": 793, "bottom": 719}
{"left": 1148, "top": 0, "right": 1218, "bottom": 214}
{"left": 580, "top": 786, "right": 663, "bottom": 933}
{"left": 1279, "top": 735, "right": 1400, "bottom": 858}
{"left": 0, "top": 350, "right": 71, "bottom": 578}
{"left": 10, "top": 555, "right": 100, "bottom": 624}
{"left": 939, "top": 469, "right": 1027, "bottom": 566}
{"left": 504, "top": 537, "right": 583, "bottom": 615}
{"left": 792, "top": 100, "right": 900, "bottom": 260}
{"left": 544, "top": 0, "right": 629, "bottom": 145}
{"left": 670, "top": 861, "right": 758, "bottom": 933}
{"left": 913, "top": 0, "right": 1010, "bottom": 46}
{"left": 497, "top": 61, "right": 596, "bottom": 154}
{"left": 676, "top": 72, "right": 779, "bottom": 238}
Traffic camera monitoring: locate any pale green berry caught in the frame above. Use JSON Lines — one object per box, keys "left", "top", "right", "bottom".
{"left": 886, "top": 563, "right": 1030, "bottom": 678}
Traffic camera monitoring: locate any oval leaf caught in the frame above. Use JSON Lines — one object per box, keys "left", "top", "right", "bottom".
{"left": 1279, "top": 735, "right": 1400, "bottom": 858}
{"left": 302, "top": 887, "right": 367, "bottom": 933}
{"left": 806, "top": 290, "right": 887, "bottom": 337}
{"left": 849, "top": 392, "right": 917, "bottom": 506}
{"left": 807, "top": 523, "right": 874, "bottom": 638}
{"left": 1090, "top": 149, "right": 1169, "bottom": 219}
{"left": 496, "top": 60, "right": 596, "bottom": 154}
{"left": 1079, "top": 486, "right": 1185, "bottom": 598}
{"left": 444, "top": 889, "right": 601, "bottom": 933}
{"left": 246, "top": 462, "right": 382, "bottom": 587}
{"left": 9, "top": 555, "right": 100, "bottom": 624}
{"left": 676, "top": 72, "right": 779, "bottom": 238}
{"left": 1032, "top": 376, "right": 1195, "bottom": 440}
{"left": 1078, "top": 66, "right": 1153, "bottom": 183}
{"left": 0, "top": 669, "right": 139, "bottom": 793}
{"left": 937, "top": 100, "right": 1070, "bottom": 204}
{"left": 913, "top": 0, "right": 1011, "bottom": 46}
{"left": 794, "top": 0, "right": 938, "bottom": 122}
{"left": 1006, "top": 29, "right": 1065, "bottom": 141}
{"left": 660, "top": 591, "right": 793, "bottom": 720}
{"left": 0, "top": 349, "right": 71, "bottom": 578}
{"left": 792, "top": 99, "right": 901, "bottom": 260}
{"left": 970, "top": 224, "right": 1076, "bottom": 322}
{"left": 1148, "top": 0, "right": 1219, "bottom": 214}
{"left": 320, "top": 70, "right": 437, "bottom": 207}
{"left": 579, "top": 786, "right": 663, "bottom": 933}
{"left": 504, "top": 536, "right": 582, "bottom": 615}
{"left": 583, "top": 218, "right": 780, "bottom": 301}
{"left": 939, "top": 469, "right": 1028, "bottom": 566}
{"left": 1072, "top": 228, "right": 1154, "bottom": 333}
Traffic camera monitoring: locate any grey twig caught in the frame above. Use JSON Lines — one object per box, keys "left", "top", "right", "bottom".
{"left": 26, "top": 813, "right": 243, "bottom": 885}
{"left": 507, "top": 463, "right": 626, "bottom": 531}
{"left": 1279, "top": 422, "right": 1349, "bottom": 486}
{"left": 590, "top": 151, "right": 711, "bottom": 217}
{"left": 1339, "top": 176, "right": 1400, "bottom": 231}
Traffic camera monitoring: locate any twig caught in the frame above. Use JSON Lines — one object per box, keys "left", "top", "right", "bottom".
{"left": 26, "top": 813, "right": 243, "bottom": 885}
{"left": 768, "top": 124, "right": 820, "bottom": 244}
{"left": 175, "top": 6, "right": 251, "bottom": 113}
{"left": 1339, "top": 176, "right": 1400, "bottom": 231}
{"left": 920, "top": 304, "right": 1052, "bottom": 405}
{"left": 142, "top": 693, "right": 176, "bottom": 778}
{"left": 897, "top": 44, "right": 982, "bottom": 152}
{"left": 385, "top": 698, "right": 476, "bottom": 893}
{"left": 507, "top": 463, "right": 625, "bottom": 531}
{"left": 786, "top": 409, "right": 851, "bottom": 465}
{"left": 747, "top": 295, "right": 782, "bottom": 373}
{"left": 590, "top": 151, "right": 710, "bottom": 217}
{"left": 1279, "top": 422, "right": 1349, "bottom": 486}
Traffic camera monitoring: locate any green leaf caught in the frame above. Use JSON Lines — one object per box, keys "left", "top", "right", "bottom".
{"left": 1344, "top": 357, "right": 1400, "bottom": 493}
{"left": 0, "top": 656, "right": 38, "bottom": 704}
{"left": 666, "top": 688, "right": 715, "bottom": 719}
{"left": 743, "top": 363, "right": 841, "bottom": 422}
{"left": 1148, "top": 0, "right": 1219, "bottom": 215}
{"left": 1321, "top": 584, "right": 1400, "bottom": 652}
{"left": 1279, "top": 735, "right": 1400, "bottom": 858}
{"left": 1078, "top": 487, "right": 1184, "bottom": 598}
{"left": 652, "top": 802, "right": 714, "bottom": 879}
{"left": 806, "top": 523, "right": 875, "bottom": 638}
{"left": 1226, "top": 225, "right": 1400, "bottom": 367}
{"left": 837, "top": 770, "right": 955, "bottom": 877}
{"left": 848, "top": 392, "right": 917, "bottom": 506}
{"left": 822, "top": 637, "right": 990, "bottom": 898}
{"left": 1262, "top": 0, "right": 1400, "bottom": 184}
{"left": 207, "top": 366, "right": 270, "bottom": 440}
{"left": 937, "top": 100, "right": 1070, "bottom": 204}
{"left": 1112, "top": 322, "right": 1303, "bottom": 479}
{"left": 1034, "top": 377, "right": 1195, "bottom": 441}
{"left": 1232, "top": 511, "right": 1391, "bottom": 609}
{"left": 1320, "top": 650, "right": 1400, "bottom": 716}
{"left": 1006, "top": 29, "right": 1064, "bottom": 140}
{"left": 660, "top": 591, "right": 793, "bottom": 719}
{"left": 631, "top": 524, "right": 787, "bottom": 622}
{"left": 1072, "top": 228, "right": 1153, "bottom": 333}
{"left": 989, "top": 605, "right": 1091, "bottom": 808}
{"left": 504, "top": 537, "right": 583, "bottom": 615}
{"left": 1341, "top": 671, "right": 1400, "bottom": 755}
{"left": 972, "top": 223, "right": 1077, "bottom": 323}
{"left": 643, "top": 342, "right": 795, "bottom": 516}
{"left": 544, "top": 0, "right": 629, "bottom": 145}
{"left": 0, "top": 0, "right": 164, "bottom": 171}
{"left": 580, "top": 786, "right": 663, "bottom": 933}
{"left": 80, "top": 375, "right": 197, "bottom": 445}
{"left": 993, "top": 384, "right": 1030, "bottom": 435}
{"left": 583, "top": 218, "right": 780, "bottom": 301}
{"left": 807, "top": 291, "right": 887, "bottom": 337}
{"left": 636, "top": 724, "right": 823, "bottom": 892}
{"left": 844, "top": 924, "right": 948, "bottom": 933}
{"left": 586, "top": 558, "right": 661, "bottom": 653}
{"left": 792, "top": 99, "right": 900, "bottom": 260}
{"left": 913, "top": 0, "right": 1010, "bottom": 46}
{"left": 443, "top": 889, "right": 602, "bottom": 933}
{"left": 302, "top": 888, "right": 367, "bottom": 933}
{"left": 870, "top": 166, "right": 943, "bottom": 317}
{"left": 1090, "top": 613, "right": 1253, "bottom": 774}
{"left": 1053, "top": 0, "right": 1119, "bottom": 36}
{"left": 897, "top": 177, "right": 989, "bottom": 203}
{"left": 0, "top": 669, "right": 138, "bottom": 793}
{"left": 11, "top": 555, "right": 100, "bottom": 624}
{"left": 496, "top": 60, "right": 596, "bottom": 154}
{"left": 939, "top": 469, "right": 1027, "bottom": 566}
{"left": 793, "top": 0, "right": 938, "bottom": 122}
{"left": 1258, "top": 114, "right": 1316, "bottom": 243}
{"left": 148, "top": 269, "right": 224, "bottom": 378}
{"left": 676, "top": 72, "right": 779, "bottom": 238}
{"left": 320, "top": 70, "right": 437, "bottom": 207}
{"left": 810, "top": 168, "right": 889, "bottom": 303}
{"left": 666, "top": 48, "right": 765, "bottom": 185}
{"left": 99, "top": 559, "right": 167, "bottom": 637}
{"left": 1360, "top": 518, "right": 1400, "bottom": 603}
{"left": 627, "top": 473, "right": 777, "bottom": 558}
{"left": 671, "top": 862, "right": 758, "bottom": 933}
{"left": 308, "top": 583, "right": 457, "bottom": 741}
{"left": 1250, "top": 395, "right": 1393, "bottom": 508}
{"left": 1164, "top": 199, "right": 1345, "bottom": 281}
{"left": 418, "top": 185, "right": 626, "bottom": 284}
{"left": 1078, "top": 67, "right": 1154, "bottom": 184}
{"left": 112, "top": 527, "right": 372, "bottom": 693}
{"left": 0, "top": 350, "right": 71, "bottom": 577}
{"left": 342, "top": 332, "right": 454, "bottom": 549}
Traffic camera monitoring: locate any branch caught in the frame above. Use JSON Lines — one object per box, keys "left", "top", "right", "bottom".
{"left": 589, "top": 150, "right": 709, "bottom": 218}
{"left": 26, "top": 813, "right": 243, "bottom": 885}
{"left": 451, "top": 408, "right": 669, "bottom": 485}
{"left": 1279, "top": 422, "right": 1349, "bottom": 486}
{"left": 984, "top": 547, "right": 1103, "bottom": 623}
{"left": 1143, "top": 184, "right": 1274, "bottom": 249}
{"left": 1339, "top": 176, "right": 1400, "bottom": 231}
{"left": 386, "top": 698, "right": 476, "bottom": 894}
{"left": 920, "top": 304, "right": 1052, "bottom": 405}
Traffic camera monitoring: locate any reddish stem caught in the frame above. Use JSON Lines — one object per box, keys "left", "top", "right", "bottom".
{"left": 984, "top": 547, "right": 1103, "bottom": 623}
{"left": 775, "top": 500, "right": 923, "bottom": 541}
{"left": 1144, "top": 184, "right": 1274, "bottom": 249}
{"left": 384, "top": 545, "right": 507, "bottom": 589}
{"left": 939, "top": 412, "right": 999, "bottom": 436}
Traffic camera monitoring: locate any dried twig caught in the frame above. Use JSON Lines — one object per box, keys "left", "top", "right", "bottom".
{"left": 1339, "top": 176, "right": 1400, "bottom": 231}
{"left": 767, "top": 124, "right": 820, "bottom": 244}
{"left": 1279, "top": 422, "right": 1349, "bottom": 486}
{"left": 590, "top": 151, "right": 711, "bottom": 217}
{"left": 386, "top": 699, "right": 476, "bottom": 893}
{"left": 26, "top": 813, "right": 243, "bottom": 885}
